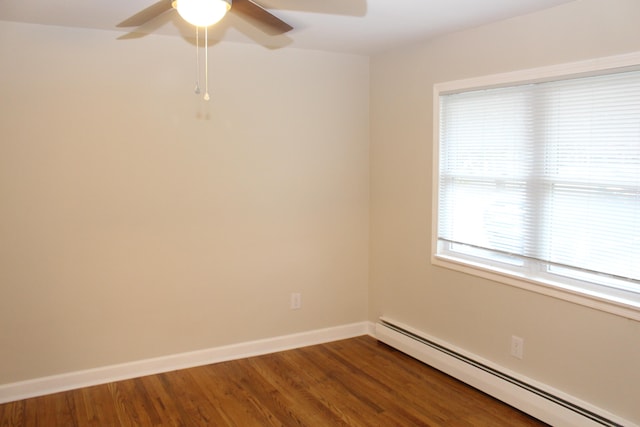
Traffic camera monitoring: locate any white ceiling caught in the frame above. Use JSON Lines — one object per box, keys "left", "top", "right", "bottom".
{"left": 0, "top": 0, "right": 576, "bottom": 54}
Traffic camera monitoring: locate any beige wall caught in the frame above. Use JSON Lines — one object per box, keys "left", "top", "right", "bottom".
{"left": 369, "top": 0, "right": 640, "bottom": 423}
{"left": 2, "top": 0, "right": 640, "bottom": 423}
{"left": 0, "top": 22, "right": 369, "bottom": 383}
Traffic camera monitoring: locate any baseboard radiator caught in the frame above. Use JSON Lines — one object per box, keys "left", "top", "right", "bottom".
{"left": 375, "top": 318, "right": 632, "bottom": 427}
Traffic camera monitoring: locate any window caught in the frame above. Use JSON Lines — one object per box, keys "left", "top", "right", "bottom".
{"left": 432, "top": 53, "right": 640, "bottom": 319}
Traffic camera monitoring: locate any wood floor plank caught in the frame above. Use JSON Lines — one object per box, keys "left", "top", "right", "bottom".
{"left": 158, "top": 369, "right": 226, "bottom": 426}
{"left": 0, "top": 400, "right": 24, "bottom": 427}
{"left": 186, "top": 362, "right": 277, "bottom": 426}
{"left": 278, "top": 352, "right": 372, "bottom": 426}
{"left": 300, "top": 340, "right": 449, "bottom": 426}
{"left": 74, "top": 383, "right": 119, "bottom": 426}
{"left": 289, "top": 347, "right": 403, "bottom": 426}
{"left": 0, "top": 336, "right": 547, "bottom": 426}
{"left": 232, "top": 357, "right": 303, "bottom": 425}
{"left": 245, "top": 353, "right": 346, "bottom": 426}
{"left": 137, "top": 374, "right": 187, "bottom": 427}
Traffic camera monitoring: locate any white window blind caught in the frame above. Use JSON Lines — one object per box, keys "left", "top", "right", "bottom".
{"left": 437, "top": 69, "right": 640, "bottom": 303}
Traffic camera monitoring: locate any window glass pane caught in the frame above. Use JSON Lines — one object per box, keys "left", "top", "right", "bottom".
{"left": 542, "top": 71, "right": 640, "bottom": 186}
{"left": 440, "top": 86, "right": 533, "bottom": 179}
{"left": 437, "top": 68, "right": 640, "bottom": 301}
{"left": 546, "top": 186, "right": 640, "bottom": 281}
{"left": 439, "top": 180, "right": 527, "bottom": 255}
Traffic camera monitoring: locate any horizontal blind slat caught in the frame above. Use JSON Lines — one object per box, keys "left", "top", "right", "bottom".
{"left": 438, "top": 68, "right": 640, "bottom": 289}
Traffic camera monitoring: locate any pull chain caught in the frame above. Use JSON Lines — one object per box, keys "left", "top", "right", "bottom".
{"left": 204, "top": 26, "right": 210, "bottom": 101}
{"left": 194, "top": 27, "right": 201, "bottom": 94}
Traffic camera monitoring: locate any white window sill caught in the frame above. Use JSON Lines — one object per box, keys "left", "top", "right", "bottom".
{"left": 432, "top": 254, "right": 640, "bottom": 322}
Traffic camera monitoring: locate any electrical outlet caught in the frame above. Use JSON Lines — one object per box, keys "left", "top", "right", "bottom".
{"left": 290, "top": 293, "right": 301, "bottom": 310}
{"left": 511, "top": 335, "right": 524, "bottom": 359}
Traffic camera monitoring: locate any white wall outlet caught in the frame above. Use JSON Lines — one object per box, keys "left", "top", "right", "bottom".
{"left": 511, "top": 335, "right": 524, "bottom": 359}
{"left": 290, "top": 293, "right": 301, "bottom": 310}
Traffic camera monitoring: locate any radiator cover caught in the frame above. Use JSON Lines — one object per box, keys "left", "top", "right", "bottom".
{"left": 375, "top": 318, "right": 631, "bottom": 427}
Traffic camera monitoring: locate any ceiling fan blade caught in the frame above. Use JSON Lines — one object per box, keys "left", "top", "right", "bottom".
{"left": 268, "top": 0, "right": 367, "bottom": 17}
{"left": 231, "top": 0, "right": 293, "bottom": 35}
{"left": 117, "top": 0, "right": 174, "bottom": 28}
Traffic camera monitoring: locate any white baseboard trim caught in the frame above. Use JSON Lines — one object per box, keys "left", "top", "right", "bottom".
{"left": 0, "top": 321, "right": 375, "bottom": 404}
{"left": 376, "top": 317, "right": 635, "bottom": 427}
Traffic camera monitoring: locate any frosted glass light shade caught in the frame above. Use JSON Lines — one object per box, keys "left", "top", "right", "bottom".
{"left": 177, "top": 0, "right": 231, "bottom": 27}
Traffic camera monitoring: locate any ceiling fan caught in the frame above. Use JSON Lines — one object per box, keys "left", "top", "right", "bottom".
{"left": 118, "top": 0, "right": 293, "bottom": 35}
{"left": 117, "top": 0, "right": 365, "bottom": 100}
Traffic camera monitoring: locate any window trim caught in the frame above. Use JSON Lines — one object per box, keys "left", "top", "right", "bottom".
{"left": 431, "top": 51, "right": 640, "bottom": 321}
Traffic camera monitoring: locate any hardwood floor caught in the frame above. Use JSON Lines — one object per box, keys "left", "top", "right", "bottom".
{"left": 0, "top": 336, "right": 546, "bottom": 426}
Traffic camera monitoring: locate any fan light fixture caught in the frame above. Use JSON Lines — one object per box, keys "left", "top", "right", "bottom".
{"left": 175, "top": 0, "right": 231, "bottom": 27}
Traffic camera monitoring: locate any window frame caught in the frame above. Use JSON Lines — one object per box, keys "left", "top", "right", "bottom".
{"left": 431, "top": 51, "right": 640, "bottom": 321}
